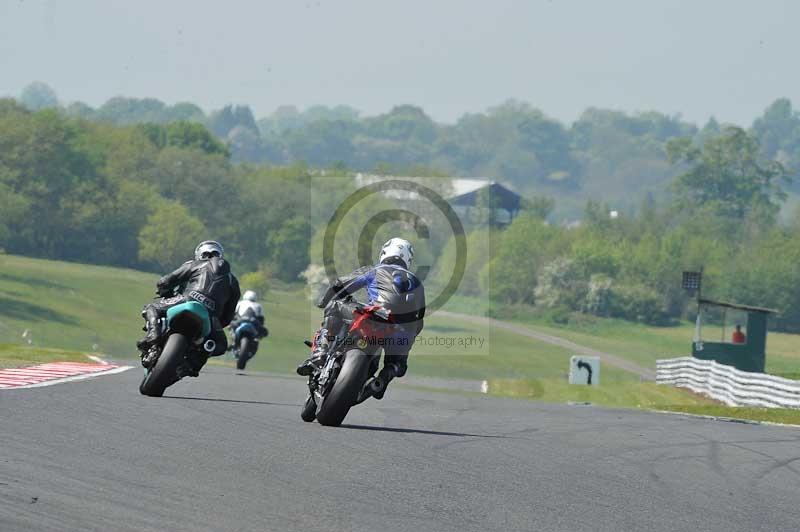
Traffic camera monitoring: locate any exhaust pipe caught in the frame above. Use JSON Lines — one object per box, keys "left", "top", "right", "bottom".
{"left": 368, "top": 377, "right": 386, "bottom": 395}
{"left": 203, "top": 339, "right": 216, "bottom": 353}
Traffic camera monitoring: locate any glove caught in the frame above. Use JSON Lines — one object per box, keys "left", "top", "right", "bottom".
{"left": 317, "top": 280, "right": 343, "bottom": 308}
{"left": 157, "top": 285, "right": 173, "bottom": 298}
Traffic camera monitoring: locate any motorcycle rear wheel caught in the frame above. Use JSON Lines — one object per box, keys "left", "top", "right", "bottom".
{"left": 316, "top": 349, "right": 370, "bottom": 427}
{"left": 236, "top": 337, "right": 252, "bottom": 370}
{"left": 139, "top": 333, "right": 188, "bottom": 397}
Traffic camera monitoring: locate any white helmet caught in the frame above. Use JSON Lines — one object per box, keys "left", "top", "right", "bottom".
{"left": 243, "top": 290, "right": 258, "bottom": 302}
{"left": 379, "top": 238, "right": 414, "bottom": 269}
{"left": 195, "top": 240, "right": 224, "bottom": 260}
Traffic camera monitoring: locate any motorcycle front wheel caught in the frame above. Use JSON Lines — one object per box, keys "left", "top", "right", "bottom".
{"left": 139, "top": 333, "right": 189, "bottom": 397}
{"left": 300, "top": 394, "right": 317, "bottom": 422}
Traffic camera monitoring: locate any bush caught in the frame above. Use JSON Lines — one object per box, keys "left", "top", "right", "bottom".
{"left": 534, "top": 257, "right": 587, "bottom": 310}
{"left": 299, "top": 263, "right": 328, "bottom": 302}
{"left": 239, "top": 268, "right": 272, "bottom": 298}
{"left": 584, "top": 274, "right": 613, "bottom": 316}
{"left": 608, "top": 283, "right": 670, "bottom": 325}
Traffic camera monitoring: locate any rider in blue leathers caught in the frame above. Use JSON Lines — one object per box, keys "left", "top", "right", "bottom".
{"left": 296, "top": 238, "right": 425, "bottom": 398}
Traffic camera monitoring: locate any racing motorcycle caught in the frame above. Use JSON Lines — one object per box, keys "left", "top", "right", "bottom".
{"left": 139, "top": 299, "right": 217, "bottom": 397}
{"left": 232, "top": 319, "right": 265, "bottom": 371}
{"left": 301, "top": 299, "right": 401, "bottom": 426}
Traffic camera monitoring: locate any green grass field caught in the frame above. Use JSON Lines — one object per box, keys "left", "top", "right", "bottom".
{"left": 0, "top": 254, "right": 158, "bottom": 356}
{"left": 2, "top": 253, "right": 799, "bottom": 424}
{"left": 485, "top": 303, "right": 800, "bottom": 376}
{"left": 0, "top": 343, "right": 89, "bottom": 368}
{"left": 0, "top": 254, "right": 631, "bottom": 381}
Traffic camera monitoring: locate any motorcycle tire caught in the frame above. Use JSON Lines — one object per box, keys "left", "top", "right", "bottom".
{"left": 139, "top": 333, "right": 189, "bottom": 397}
{"left": 316, "top": 349, "right": 370, "bottom": 427}
{"left": 300, "top": 394, "right": 317, "bottom": 422}
{"left": 236, "top": 337, "right": 251, "bottom": 370}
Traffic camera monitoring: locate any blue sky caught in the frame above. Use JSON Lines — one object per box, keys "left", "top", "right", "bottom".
{"left": 1, "top": 0, "right": 797, "bottom": 125}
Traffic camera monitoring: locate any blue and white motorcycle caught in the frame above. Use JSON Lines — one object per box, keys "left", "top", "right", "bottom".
{"left": 231, "top": 319, "right": 267, "bottom": 371}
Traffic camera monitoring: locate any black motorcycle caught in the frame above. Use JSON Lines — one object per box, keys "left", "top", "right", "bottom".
{"left": 301, "top": 300, "right": 400, "bottom": 426}
{"left": 139, "top": 300, "right": 216, "bottom": 397}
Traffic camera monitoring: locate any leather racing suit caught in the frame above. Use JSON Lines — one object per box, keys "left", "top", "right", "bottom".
{"left": 139, "top": 256, "right": 241, "bottom": 363}
{"left": 313, "top": 262, "right": 426, "bottom": 377}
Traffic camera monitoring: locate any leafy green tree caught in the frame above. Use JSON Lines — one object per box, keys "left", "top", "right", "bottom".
{"left": 266, "top": 217, "right": 312, "bottom": 281}
{"left": 752, "top": 99, "right": 800, "bottom": 160}
{"left": 135, "top": 122, "right": 227, "bottom": 156}
{"left": 751, "top": 98, "right": 800, "bottom": 192}
{"left": 164, "top": 102, "right": 206, "bottom": 123}
{"left": 207, "top": 104, "right": 258, "bottom": 138}
{"left": 667, "top": 127, "right": 790, "bottom": 221}
{"left": 522, "top": 196, "right": 555, "bottom": 220}
{"left": 258, "top": 105, "right": 302, "bottom": 135}
{"left": 285, "top": 119, "right": 358, "bottom": 167}
{"left": 227, "top": 126, "right": 267, "bottom": 163}
{"left": 482, "top": 213, "right": 564, "bottom": 303}
{"left": 221, "top": 167, "right": 314, "bottom": 272}
{"left": 165, "top": 122, "right": 228, "bottom": 155}
{"left": 63, "top": 101, "right": 96, "bottom": 120}
{"left": 138, "top": 201, "right": 206, "bottom": 271}
{"left": 147, "top": 147, "right": 232, "bottom": 231}
{"left": 19, "top": 82, "right": 59, "bottom": 110}
{"left": 365, "top": 105, "right": 437, "bottom": 144}
{"left": 0, "top": 106, "right": 97, "bottom": 258}
{"left": 0, "top": 182, "right": 29, "bottom": 248}
{"left": 719, "top": 228, "right": 800, "bottom": 332}
{"left": 96, "top": 97, "right": 167, "bottom": 124}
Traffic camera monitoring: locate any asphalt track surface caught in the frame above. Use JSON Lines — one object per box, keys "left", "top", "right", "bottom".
{"left": 2, "top": 367, "right": 799, "bottom": 532}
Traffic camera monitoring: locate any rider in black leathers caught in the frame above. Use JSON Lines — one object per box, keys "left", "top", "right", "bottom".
{"left": 297, "top": 238, "right": 425, "bottom": 398}
{"left": 137, "top": 241, "right": 241, "bottom": 371}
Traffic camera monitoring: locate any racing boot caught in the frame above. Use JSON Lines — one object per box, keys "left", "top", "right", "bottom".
{"left": 296, "top": 328, "right": 329, "bottom": 376}
{"left": 371, "top": 362, "right": 405, "bottom": 400}
{"left": 136, "top": 307, "right": 162, "bottom": 352}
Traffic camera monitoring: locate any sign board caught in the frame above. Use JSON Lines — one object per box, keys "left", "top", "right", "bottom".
{"left": 569, "top": 356, "right": 600, "bottom": 386}
{"left": 682, "top": 271, "right": 702, "bottom": 294}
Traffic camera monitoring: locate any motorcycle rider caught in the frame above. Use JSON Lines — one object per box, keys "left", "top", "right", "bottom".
{"left": 229, "top": 290, "right": 269, "bottom": 352}
{"left": 137, "top": 240, "right": 241, "bottom": 374}
{"left": 296, "top": 237, "right": 425, "bottom": 398}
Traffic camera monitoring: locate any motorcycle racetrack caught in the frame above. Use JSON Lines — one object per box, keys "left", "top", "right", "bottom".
{"left": 2, "top": 367, "right": 799, "bottom": 532}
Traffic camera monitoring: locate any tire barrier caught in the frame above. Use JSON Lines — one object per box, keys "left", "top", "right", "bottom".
{"left": 656, "top": 357, "right": 800, "bottom": 408}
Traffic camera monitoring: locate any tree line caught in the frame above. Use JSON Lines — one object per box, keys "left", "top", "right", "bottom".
{"left": 0, "top": 98, "right": 315, "bottom": 288}
{"left": 16, "top": 82, "right": 800, "bottom": 220}
{"left": 4, "top": 84, "right": 800, "bottom": 332}
{"left": 426, "top": 126, "right": 798, "bottom": 331}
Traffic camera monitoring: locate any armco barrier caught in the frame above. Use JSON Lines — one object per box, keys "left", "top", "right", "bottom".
{"left": 656, "top": 357, "right": 800, "bottom": 408}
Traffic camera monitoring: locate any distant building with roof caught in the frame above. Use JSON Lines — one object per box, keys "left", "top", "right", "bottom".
{"left": 447, "top": 180, "right": 522, "bottom": 226}
{"left": 352, "top": 174, "right": 523, "bottom": 227}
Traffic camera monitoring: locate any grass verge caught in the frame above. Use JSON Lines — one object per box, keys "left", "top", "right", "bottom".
{"left": 482, "top": 378, "right": 716, "bottom": 408}
{"left": 481, "top": 302, "right": 799, "bottom": 376}
{"left": 0, "top": 343, "right": 89, "bottom": 368}
{"left": 655, "top": 405, "right": 800, "bottom": 426}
